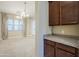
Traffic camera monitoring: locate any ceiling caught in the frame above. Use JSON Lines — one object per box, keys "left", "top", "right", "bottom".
{"left": 0, "top": 1, "right": 35, "bottom": 16}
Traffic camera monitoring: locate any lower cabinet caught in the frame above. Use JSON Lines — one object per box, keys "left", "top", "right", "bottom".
{"left": 44, "top": 44, "right": 54, "bottom": 57}
{"left": 44, "top": 39, "right": 78, "bottom": 57}
{"left": 78, "top": 49, "right": 79, "bottom": 56}
{"left": 56, "top": 48, "right": 75, "bottom": 57}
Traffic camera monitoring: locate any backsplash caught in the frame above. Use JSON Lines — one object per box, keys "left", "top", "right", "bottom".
{"left": 52, "top": 24, "right": 79, "bottom": 36}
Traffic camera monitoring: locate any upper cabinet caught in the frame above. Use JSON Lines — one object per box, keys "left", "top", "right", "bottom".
{"left": 49, "top": 1, "right": 79, "bottom": 26}
{"left": 49, "top": 1, "right": 60, "bottom": 26}
{"left": 60, "top": 2, "right": 79, "bottom": 25}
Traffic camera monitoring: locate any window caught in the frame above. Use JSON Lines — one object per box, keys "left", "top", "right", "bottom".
{"left": 8, "top": 18, "right": 23, "bottom": 31}
{"left": 8, "top": 19, "right": 14, "bottom": 31}
{"left": 32, "top": 20, "right": 35, "bottom": 35}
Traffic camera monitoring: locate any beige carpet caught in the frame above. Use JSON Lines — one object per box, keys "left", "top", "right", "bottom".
{"left": 0, "top": 37, "right": 36, "bottom": 57}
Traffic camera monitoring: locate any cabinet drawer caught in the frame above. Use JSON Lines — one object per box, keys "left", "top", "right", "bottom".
{"left": 56, "top": 48, "right": 75, "bottom": 57}
{"left": 44, "top": 39, "right": 55, "bottom": 46}
{"left": 56, "top": 43, "right": 76, "bottom": 54}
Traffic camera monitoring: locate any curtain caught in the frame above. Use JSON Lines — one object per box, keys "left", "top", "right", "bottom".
{"left": 23, "top": 17, "right": 32, "bottom": 37}
{"left": 23, "top": 16, "right": 35, "bottom": 37}
{"left": 1, "top": 12, "right": 8, "bottom": 40}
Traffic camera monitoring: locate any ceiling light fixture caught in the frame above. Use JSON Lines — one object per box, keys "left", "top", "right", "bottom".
{"left": 21, "top": 1, "right": 29, "bottom": 18}
{"left": 16, "top": 1, "right": 29, "bottom": 19}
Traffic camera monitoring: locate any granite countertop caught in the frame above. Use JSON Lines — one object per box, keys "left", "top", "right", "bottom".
{"left": 44, "top": 34, "right": 79, "bottom": 49}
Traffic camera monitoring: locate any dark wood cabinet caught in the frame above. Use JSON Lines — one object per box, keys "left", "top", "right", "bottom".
{"left": 49, "top": 1, "right": 79, "bottom": 26}
{"left": 49, "top": 1, "right": 60, "bottom": 26}
{"left": 78, "top": 49, "right": 79, "bottom": 56}
{"left": 60, "top": 1, "right": 79, "bottom": 25}
{"left": 56, "top": 42, "right": 76, "bottom": 57}
{"left": 44, "top": 44, "right": 54, "bottom": 57}
{"left": 56, "top": 42, "right": 76, "bottom": 54}
{"left": 44, "top": 39, "right": 55, "bottom": 57}
{"left": 44, "top": 39, "right": 78, "bottom": 57}
{"left": 56, "top": 48, "right": 75, "bottom": 57}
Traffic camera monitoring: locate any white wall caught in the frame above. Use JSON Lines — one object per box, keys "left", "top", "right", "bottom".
{"left": 0, "top": 14, "right": 1, "bottom": 38}
{"left": 35, "top": 1, "right": 52, "bottom": 57}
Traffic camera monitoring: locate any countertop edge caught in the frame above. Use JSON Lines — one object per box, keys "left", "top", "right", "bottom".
{"left": 44, "top": 34, "right": 79, "bottom": 49}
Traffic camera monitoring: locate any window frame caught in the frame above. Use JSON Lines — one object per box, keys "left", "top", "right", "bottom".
{"left": 7, "top": 18, "right": 23, "bottom": 32}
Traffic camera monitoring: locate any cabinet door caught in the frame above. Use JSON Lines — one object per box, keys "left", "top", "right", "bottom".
{"left": 44, "top": 43, "right": 54, "bottom": 57}
{"left": 56, "top": 48, "right": 75, "bottom": 57}
{"left": 49, "top": 1, "right": 60, "bottom": 26}
{"left": 78, "top": 49, "right": 79, "bottom": 56}
{"left": 60, "top": 1, "right": 79, "bottom": 25}
{"left": 56, "top": 42, "right": 76, "bottom": 54}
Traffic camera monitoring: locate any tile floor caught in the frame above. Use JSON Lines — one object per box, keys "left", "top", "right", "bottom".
{"left": 0, "top": 36, "right": 36, "bottom": 57}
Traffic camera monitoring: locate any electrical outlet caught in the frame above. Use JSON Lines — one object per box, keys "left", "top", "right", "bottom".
{"left": 61, "top": 29, "right": 64, "bottom": 34}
